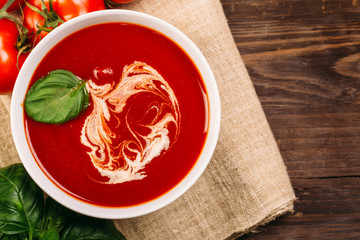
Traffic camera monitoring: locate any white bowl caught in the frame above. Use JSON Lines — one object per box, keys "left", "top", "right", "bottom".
{"left": 11, "top": 9, "right": 221, "bottom": 219}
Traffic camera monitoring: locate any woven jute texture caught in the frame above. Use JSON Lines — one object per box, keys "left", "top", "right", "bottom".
{"left": 0, "top": 0, "right": 296, "bottom": 239}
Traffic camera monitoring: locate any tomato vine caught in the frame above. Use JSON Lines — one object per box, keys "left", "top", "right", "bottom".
{"left": 0, "top": 0, "right": 31, "bottom": 56}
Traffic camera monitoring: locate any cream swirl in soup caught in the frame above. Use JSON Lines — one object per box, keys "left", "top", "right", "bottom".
{"left": 80, "top": 62, "right": 180, "bottom": 184}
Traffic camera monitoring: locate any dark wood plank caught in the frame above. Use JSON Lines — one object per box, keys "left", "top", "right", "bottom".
{"left": 220, "top": 0, "right": 360, "bottom": 239}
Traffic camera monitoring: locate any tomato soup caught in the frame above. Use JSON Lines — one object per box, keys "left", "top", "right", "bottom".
{"left": 24, "top": 23, "right": 208, "bottom": 207}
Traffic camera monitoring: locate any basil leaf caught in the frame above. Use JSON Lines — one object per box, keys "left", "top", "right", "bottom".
{"left": 24, "top": 69, "right": 89, "bottom": 124}
{"left": 0, "top": 164, "right": 126, "bottom": 240}
{"left": 42, "top": 197, "right": 76, "bottom": 233}
{"left": 60, "top": 216, "right": 126, "bottom": 240}
{"left": 0, "top": 233, "right": 24, "bottom": 240}
{"left": 39, "top": 229, "right": 60, "bottom": 240}
{"left": 42, "top": 198, "right": 126, "bottom": 240}
{"left": 33, "top": 197, "right": 76, "bottom": 239}
{"left": 0, "top": 164, "right": 43, "bottom": 237}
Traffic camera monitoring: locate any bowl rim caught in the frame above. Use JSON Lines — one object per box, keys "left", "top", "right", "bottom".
{"left": 10, "top": 9, "right": 221, "bottom": 219}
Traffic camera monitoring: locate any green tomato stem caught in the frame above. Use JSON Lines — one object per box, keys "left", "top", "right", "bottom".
{"left": 0, "top": 1, "right": 31, "bottom": 55}
{"left": 25, "top": 0, "right": 64, "bottom": 36}
{"left": 0, "top": 0, "right": 16, "bottom": 12}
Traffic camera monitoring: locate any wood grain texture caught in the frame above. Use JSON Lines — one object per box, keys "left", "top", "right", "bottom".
{"left": 220, "top": 0, "right": 360, "bottom": 239}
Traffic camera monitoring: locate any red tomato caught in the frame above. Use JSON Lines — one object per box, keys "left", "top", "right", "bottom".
{"left": 0, "top": 19, "right": 28, "bottom": 94}
{"left": 0, "top": 0, "right": 25, "bottom": 12}
{"left": 23, "top": 0, "right": 105, "bottom": 42}
{"left": 104, "top": 0, "right": 135, "bottom": 7}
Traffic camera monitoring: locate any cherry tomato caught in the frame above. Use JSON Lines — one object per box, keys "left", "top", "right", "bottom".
{"left": 104, "top": 0, "right": 135, "bottom": 7}
{"left": 0, "top": 19, "right": 28, "bottom": 94}
{"left": 0, "top": 0, "right": 25, "bottom": 12}
{"left": 23, "top": 0, "right": 105, "bottom": 42}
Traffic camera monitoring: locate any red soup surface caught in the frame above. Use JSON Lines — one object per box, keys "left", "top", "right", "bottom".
{"left": 25, "top": 22, "right": 209, "bottom": 207}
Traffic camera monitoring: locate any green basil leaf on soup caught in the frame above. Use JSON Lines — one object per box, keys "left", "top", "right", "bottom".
{"left": 0, "top": 163, "right": 44, "bottom": 236}
{"left": 24, "top": 69, "right": 89, "bottom": 124}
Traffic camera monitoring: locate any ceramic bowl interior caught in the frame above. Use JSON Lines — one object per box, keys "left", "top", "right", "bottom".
{"left": 11, "top": 9, "right": 221, "bottom": 219}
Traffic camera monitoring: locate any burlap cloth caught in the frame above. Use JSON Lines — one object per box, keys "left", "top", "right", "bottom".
{"left": 0, "top": 0, "right": 296, "bottom": 239}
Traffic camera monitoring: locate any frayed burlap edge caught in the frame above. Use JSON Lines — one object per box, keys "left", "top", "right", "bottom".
{"left": 225, "top": 199, "right": 296, "bottom": 240}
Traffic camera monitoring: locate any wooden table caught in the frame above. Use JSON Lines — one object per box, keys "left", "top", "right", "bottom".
{"left": 220, "top": 0, "right": 360, "bottom": 239}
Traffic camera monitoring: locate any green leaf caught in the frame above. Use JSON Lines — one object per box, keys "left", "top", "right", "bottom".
{"left": 24, "top": 70, "right": 89, "bottom": 124}
{"left": 33, "top": 197, "right": 77, "bottom": 239}
{"left": 60, "top": 216, "right": 126, "bottom": 240}
{"left": 43, "top": 197, "right": 77, "bottom": 233}
{"left": 0, "top": 230, "right": 28, "bottom": 240}
{"left": 39, "top": 228, "right": 60, "bottom": 240}
{"left": 0, "top": 164, "right": 44, "bottom": 237}
{"left": 0, "top": 233, "right": 24, "bottom": 240}
{"left": 0, "top": 164, "right": 126, "bottom": 240}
